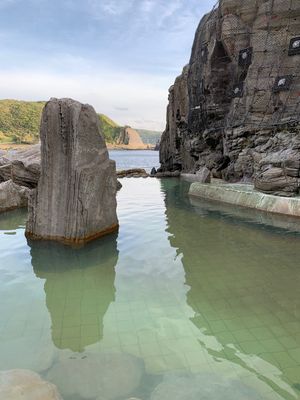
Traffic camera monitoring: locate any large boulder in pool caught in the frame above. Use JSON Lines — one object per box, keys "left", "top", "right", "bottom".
{"left": 0, "top": 180, "right": 30, "bottom": 213}
{"left": 0, "top": 369, "right": 62, "bottom": 400}
{"left": 26, "top": 98, "right": 119, "bottom": 245}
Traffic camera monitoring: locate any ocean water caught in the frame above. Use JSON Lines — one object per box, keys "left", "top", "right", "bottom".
{"left": 109, "top": 150, "right": 159, "bottom": 172}
{"left": 0, "top": 177, "right": 300, "bottom": 400}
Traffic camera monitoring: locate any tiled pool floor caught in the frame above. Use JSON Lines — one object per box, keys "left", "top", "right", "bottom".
{"left": 0, "top": 178, "right": 299, "bottom": 400}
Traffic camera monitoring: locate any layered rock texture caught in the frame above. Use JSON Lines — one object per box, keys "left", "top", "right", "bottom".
{"left": 26, "top": 98, "right": 119, "bottom": 245}
{"left": 160, "top": 0, "right": 300, "bottom": 196}
{"left": 0, "top": 180, "right": 30, "bottom": 213}
{"left": 0, "top": 145, "right": 40, "bottom": 188}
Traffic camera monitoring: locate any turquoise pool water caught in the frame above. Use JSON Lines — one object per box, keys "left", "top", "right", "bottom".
{"left": 0, "top": 178, "right": 300, "bottom": 400}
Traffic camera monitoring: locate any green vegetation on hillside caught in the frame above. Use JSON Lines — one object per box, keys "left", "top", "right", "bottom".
{"left": 0, "top": 100, "right": 161, "bottom": 146}
{"left": 136, "top": 129, "right": 162, "bottom": 145}
{"left": 0, "top": 100, "right": 122, "bottom": 145}
{"left": 0, "top": 100, "right": 45, "bottom": 143}
{"left": 98, "top": 114, "right": 122, "bottom": 143}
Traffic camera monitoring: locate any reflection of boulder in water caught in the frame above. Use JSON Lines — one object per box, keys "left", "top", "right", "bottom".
{"left": 29, "top": 234, "right": 118, "bottom": 352}
{"left": 46, "top": 352, "right": 144, "bottom": 400}
{"left": 151, "top": 373, "right": 261, "bottom": 400}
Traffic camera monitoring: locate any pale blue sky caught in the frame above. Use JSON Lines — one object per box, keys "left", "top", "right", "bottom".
{"left": 0, "top": 0, "right": 216, "bottom": 129}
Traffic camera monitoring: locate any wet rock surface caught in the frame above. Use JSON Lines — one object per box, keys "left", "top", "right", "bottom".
{"left": 0, "top": 369, "right": 63, "bottom": 400}
{"left": 160, "top": 0, "right": 300, "bottom": 197}
{"left": 25, "top": 98, "right": 119, "bottom": 245}
{"left": 0, "top": 180, "right": 30, "bottom": 213}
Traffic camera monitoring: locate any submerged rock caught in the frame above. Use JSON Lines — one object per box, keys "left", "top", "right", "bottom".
{"left": 0, "top": 369, "right": 62, "bottom": 400}
{"left": 0, "top": 180, "right": 30, "bottom": 213}
{"left": 26, "top": 98, "right": 118, "bottom": 245}
{"left": 46, "top": 352, "right": 144, "bottom": 400}
{"left": 159, "top": 0, "right": 300, "bottom": 197}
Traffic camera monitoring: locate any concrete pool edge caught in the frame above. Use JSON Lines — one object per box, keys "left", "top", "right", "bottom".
{"left": 189, "top": 182, "right": 300, "bottom": 218}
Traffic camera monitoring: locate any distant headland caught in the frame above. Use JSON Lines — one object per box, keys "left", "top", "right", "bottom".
{"left": 0, "top": 99, "right": 161, "bottom": 150}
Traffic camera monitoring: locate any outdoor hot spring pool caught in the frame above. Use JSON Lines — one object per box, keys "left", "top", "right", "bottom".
{"left": 0, "top": 178, "right": 300, "bottom": 400}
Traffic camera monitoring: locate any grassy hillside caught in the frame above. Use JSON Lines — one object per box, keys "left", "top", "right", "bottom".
{"left": 0, "top": 100, "right": 161, "bottom": 145}
{"left": 136, "top": 129, "right": 162, "bottom": 145}
{"left": 0, "top": 100, "right": 45, "bottom": 144}
{"left": 0, "top": 100, "right": 122, "bottom": 144}
{"left": 98, "top": 114, "right": 122, "bottom": 143}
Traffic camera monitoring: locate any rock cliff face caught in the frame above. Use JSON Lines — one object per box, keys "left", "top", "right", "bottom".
{"left": 160, "top": 0, "right": 300, "bottom": 196}
{"left": 116, "top": 126, "right": 150, "bottom": 149}
{"left": 26, "top": 98, "right": 119, "bottom": 245}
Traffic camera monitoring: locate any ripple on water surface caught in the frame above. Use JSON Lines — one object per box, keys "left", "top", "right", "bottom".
{"left": 0, "top": 178, "right": 300, "bottom": 400}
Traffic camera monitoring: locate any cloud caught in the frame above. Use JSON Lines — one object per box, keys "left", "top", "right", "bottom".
{"left": 87, "top": 0, "right": 134, "bottom": 17}
{"left": 0, "top": 0, "right": 217, "bottom": 131}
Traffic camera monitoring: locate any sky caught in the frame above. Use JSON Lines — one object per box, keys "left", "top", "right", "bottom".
{"left": 0, "top": 0, "right": 216, "bottom": 130}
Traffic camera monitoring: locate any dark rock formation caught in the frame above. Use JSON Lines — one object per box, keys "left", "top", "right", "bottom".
{"left": 26, "top": 98, "right": 119, "bottom": 245}
{"left": 154, "top": 140, "right": 160, "bottom": 151}
{"left": 160, "top": 0, "right": 300, "bottom": 196}
{"left": 0, "top": 145, "right": 40, "bottom": 188}
{"left": 117, "top": 180, "right": 123, "bottom": 191}
{"left": 0, "top": 180, "right": 30, "bottom": 213}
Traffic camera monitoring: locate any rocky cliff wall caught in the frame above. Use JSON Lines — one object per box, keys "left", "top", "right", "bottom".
{"left": 160, "top": 0, "right": 300, "bottom": 196}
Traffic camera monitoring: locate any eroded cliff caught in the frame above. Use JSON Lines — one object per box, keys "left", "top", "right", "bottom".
{"left": 160, "top": 0, "right": 300, "bottom": 196}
